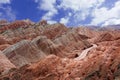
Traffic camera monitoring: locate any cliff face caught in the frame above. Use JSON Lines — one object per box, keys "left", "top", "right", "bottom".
{"left": 0, "top": 51, "right": 16, "bottom": 75}
{"left": 1, "top": 46, "right": 120, "bottom": 80}
{"left": 3, "top": 40, "right": 46, "bottom": 67}
{"left": 0, "top": 20, "right": 120, "bottom": 80}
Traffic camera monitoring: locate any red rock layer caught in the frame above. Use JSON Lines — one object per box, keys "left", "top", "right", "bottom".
{"left": 0, "top": 20, "right": 31, "bottom": 33}
{"left": 1, "top": 45, "right": 120, "bottom": 80}
{"left": 0, "top": 20, "right": 120, "bottom": 80}
{"left": 0, "top": 20, "right": 8, "bottom": 25}
{"left": 3, "top": 40, "right": 46, "bottom": 67}
{"left": 0, "top": 51, "right": 16, "bottom": 75}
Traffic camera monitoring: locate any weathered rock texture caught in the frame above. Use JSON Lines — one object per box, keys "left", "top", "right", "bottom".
{"left": 0, "top": 51, "right": 15, "bottom": 75}
{"left": 1, "top": 45, "right": 120, "bottom": 80}
{"left": 3, "top": 40, "right": 46, "bottom": 67}
{"left": 0, "top": 20, "right": 120, "bottom": 80}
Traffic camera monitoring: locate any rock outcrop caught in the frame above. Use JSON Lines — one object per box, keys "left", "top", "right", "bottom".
{"left": 95, "top": 32, "right": 114, "bottom": 43}
{"left": 53, "top": 28, "right": 91, "bottom": 58}
{"left": 3, "top": 40, "right": 46, "bottom": 67}
{"left": 0, "top": 36, "right": 8, "bottom": 45}
{"left": 0, "top": 51, "right": 15, "bottom": 75}
{"left": 0, "top": 44, "right": 10, "bottom": 51}
{"left": 0, "top": 20, "right": 31, "bottom": 33}
{"left": 32, "top": 36, "right": 62, "bottom": 56}
{"left": 1, "top": 46, "right": 120, "bottom": 80}
{"left": 0, "top": 20, "right": 120, "bottom": 80}
{"left": 39, "top": 20, "right": 47, "bottom": 26}
{"left": 0, "top": 20, "right": 8, "bottom": 26}
{"left": 41, "top": 23, "right": 68, "bottom": 39}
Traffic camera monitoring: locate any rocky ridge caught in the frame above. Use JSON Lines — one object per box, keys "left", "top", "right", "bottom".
{"left": 0, "top": 20, "right": 120, "bottom": 80}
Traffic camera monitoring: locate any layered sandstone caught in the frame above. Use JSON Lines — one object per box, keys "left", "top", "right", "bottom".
{"left": 0, "top": 20, "right": 120, "bottom": 80}
{"left": 0, "top": 51, "right": 15, "bottom": 75}
{"left": 3, "top": 40, "right": 46, "bottom": 67}
{"left": 1, "top": 46, "right": 120, "bottom": 80}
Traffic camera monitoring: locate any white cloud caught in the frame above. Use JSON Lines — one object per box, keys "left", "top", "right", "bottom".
{"left": 38, "top": 0, "right": 56, "bottom": 11}
{"left": 35, "top": 0, "right": 120, "bottom": 26}
{"left": 0, "top": 0, "right": 10, "bottom": 4}
{"left": 58, "top": 0, "right": 105, "bottom": 25}
{"left": 59, "top": 0, "right": 105, "bottom": 11}
{"left": 41, "top": 9, "right": 57, "bottom": 20}
{"left": 91, "top": 0, "right": 120, "bottom": 26}
{"left": 0, "top": 5, "right": 16, "bottom": 21}
{"left": 47, "top": 20, "right": 57, "bottom": 24}
{"left": 73, "top": 10, "right": 89, "bottom": 22}
{"left": 102, "top": 18, "right": 120, "bottom": 26}
{"left": 0, "top": 0, "right": 16, "bottom": 21}
{"left": 35, "top": 0, "right": 105, "bottom": 25}
{"left": 60, "top": 17, "right": 69, "bottom": 25}
{"left": 68, "top": 12, "right": 72, "bottom": 17}
{"left": 35, "top": 0, "right": 57, "bottom": 20}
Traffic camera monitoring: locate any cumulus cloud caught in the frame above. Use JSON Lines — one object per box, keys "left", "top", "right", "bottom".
{"left": 42, "top": 10, "right": 57, "bottom": 20}
{"left": 59, "top": 0, "right": 105, "bottom": 11}
{"left": 0, "top": 6, "right": 16, "bottom": 21}
{"left": 0, "top": 0, "right": 10, "bottom": 4}
{"left": 37, "top": 0, "right": 56, "bottom": 11}
{"left": 58, "top": 0, "right": 105, "bottom": 25}
{"left": 47, "top": 20, "right": 57, "bottom": 24}
{"left": 91, "top": 0, "right": 120, "bottom": 26}
{"left": 0, "top": 0, "right": 16, "bottom": 21}
{"left": 102, "top": 18, "right": 120, "bottom": 26}
{"left": 35, "top": 0, "right": 57, "bottom": 21}
{"left": 35, "top": 0, "right": 120, "bottom": 26}
{"left": 60, "top": 17, "right": 69, "bottom": 25}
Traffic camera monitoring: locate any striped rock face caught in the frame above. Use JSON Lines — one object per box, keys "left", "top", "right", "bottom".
{"left": 0, "top": 20, "right": 120, "bottom": 80}
{"left": 3, "top": 40, "right": 46, "bottom": 67}
{"left": 0, "top": 51, "right": 16, "bottom": 75}
{"left": 0, "top": 46, "right": 120, "bottom": 80}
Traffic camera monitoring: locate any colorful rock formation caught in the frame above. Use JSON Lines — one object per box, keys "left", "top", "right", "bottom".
{"left": 0, "top": 51, "right": 16, "bottom": 75}
{"left": 3, "top": 40, "right": 46, "bottom": 67}
{"left": 0, "top": 20, "right": 119, "bottom": 80}
{"left": 1, "top": 45, "right": 120, "bottom": 80}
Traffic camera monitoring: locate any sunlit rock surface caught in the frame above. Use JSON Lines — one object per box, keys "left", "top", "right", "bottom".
{"left": 0, "top": 20, "right": 120, "bottom": 80}
{"left": 0, "top": 51, "right": 16, "bottom": 75}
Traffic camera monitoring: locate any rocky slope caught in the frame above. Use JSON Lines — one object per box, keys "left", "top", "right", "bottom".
{"left": 0, "top": 51, "right": 16, "bottom": 75}
{"left": 0, "top": 20, "right": 120, "bottom": 80}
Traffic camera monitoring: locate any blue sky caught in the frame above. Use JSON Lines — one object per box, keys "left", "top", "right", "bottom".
{"left": 0, "top": 0, "right": 120, "bottom": 26}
